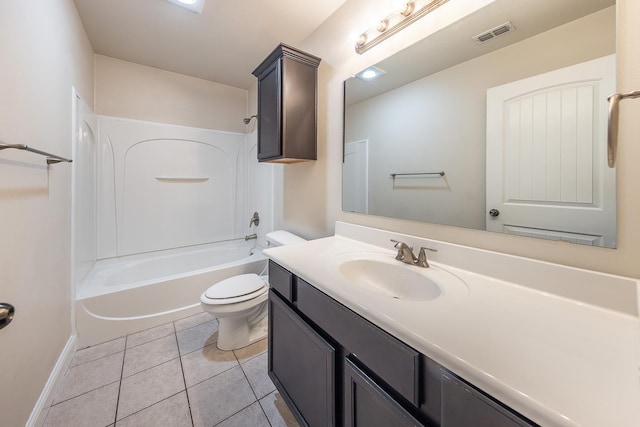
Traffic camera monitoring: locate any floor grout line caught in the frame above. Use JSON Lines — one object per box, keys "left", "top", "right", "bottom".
{"left": 124, "top": 323, "right": 176, "bottom": 350}
{"left": 173, "top": 326, "right": 195, "bottom": 427}
{"left": 115, "top": 390, "right": 188, "bottom": 425}
{"left": 113, "top": 335, "right": 127, "bottom": 426}
{"left": 211, "top": 401, "right": 260, "bottom": 427}
{"left": 48, "top": 379, "right": 121, "bottom": 407}
{"left": 120, "top": 352, "right": 182, "bottom": 380}
{"left": 236, "top": 353, "right": 271, "bottom": 426}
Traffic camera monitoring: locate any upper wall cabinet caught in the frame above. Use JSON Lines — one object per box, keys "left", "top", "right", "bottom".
{"left": 252, "top": 44, "right": 321, "bottom": 163}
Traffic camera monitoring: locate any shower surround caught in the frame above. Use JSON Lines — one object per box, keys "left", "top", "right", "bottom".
{"left": 74, "top": 116, "right": 273, "bottom": 347}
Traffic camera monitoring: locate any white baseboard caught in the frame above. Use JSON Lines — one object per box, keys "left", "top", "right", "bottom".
{"left": 26, "top": 335, "right": 77, "bottom": 427}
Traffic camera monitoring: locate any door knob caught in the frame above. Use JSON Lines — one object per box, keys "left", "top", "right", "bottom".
{"left": 0, "top": 303, "right": 15, "bottom": 330}
{"left": 489, "top": 209, "right": 500, "bottom": 217}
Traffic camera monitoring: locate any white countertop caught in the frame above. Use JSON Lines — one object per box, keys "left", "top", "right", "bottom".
{"left": 264, "top": 229, "right": 640, "bottom": 427}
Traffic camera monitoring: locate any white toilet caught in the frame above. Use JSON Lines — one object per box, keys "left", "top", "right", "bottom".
{"left": 200, "top": 230, "right": 306, "bottom": 350}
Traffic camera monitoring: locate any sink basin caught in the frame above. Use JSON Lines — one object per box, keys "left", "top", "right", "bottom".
{"left": 338, "top": 258, "right": 443, "bottom": 301}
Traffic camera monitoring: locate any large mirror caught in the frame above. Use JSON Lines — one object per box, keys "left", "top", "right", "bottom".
{"left": 343, "top": 0, "right": 616, "bottom": 248}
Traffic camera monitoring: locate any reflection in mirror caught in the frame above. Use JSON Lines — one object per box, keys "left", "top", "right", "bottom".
{"left": 343, "top": 0, "right": 616, "bottom": 248}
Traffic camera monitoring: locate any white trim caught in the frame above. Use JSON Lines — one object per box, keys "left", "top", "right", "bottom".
{"left": 70, "top": 87, "right": 79, "bottom": 336}
{"left": 343, "top": 139, "right": 369, "bottom": 214}
{"left": 26, "top": 335, "right": 77, "bottom": 427}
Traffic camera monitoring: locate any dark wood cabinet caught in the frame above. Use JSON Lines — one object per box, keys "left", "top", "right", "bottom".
{"left": 268, "top": 289, "right": 335, "bottom": 427}
{"left": 267, "top": 260, "right": 537, "bottom": 427}
{"left": 441, "top": 372, "right": 533, "bottom": 427}
{"left": 345, "top": 358, "right": 423, "bottom": 427}
{"left": 252, "top": 44, "right": 320, "bottom": 163}
{"left": 296, "top": 276, "right": 420, "bottom": 406}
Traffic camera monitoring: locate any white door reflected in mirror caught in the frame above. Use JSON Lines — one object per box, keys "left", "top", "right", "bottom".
{"left": 486, "top": 55, "right": 616, "bottom": 247}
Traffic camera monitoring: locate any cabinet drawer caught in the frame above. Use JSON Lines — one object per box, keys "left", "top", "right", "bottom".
{"left": 296, "top": 278, "right": 420, "bottom": 405}
{"left": 268, "top": 260, "right": 293, "bottom": 302}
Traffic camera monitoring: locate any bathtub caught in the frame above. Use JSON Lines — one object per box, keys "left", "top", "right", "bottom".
{"left": 75, "top": 240, "right": 267, "bottom": 348}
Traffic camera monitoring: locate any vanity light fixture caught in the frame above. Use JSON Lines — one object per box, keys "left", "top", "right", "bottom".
{"left": 355, "top": 66, "right": 386, "bottom": 81}
{"left": 165, "top": 0, "right": 205, "bottom": 14}
{"left": 355, "top": 0, "right": 449, "bottom": 54}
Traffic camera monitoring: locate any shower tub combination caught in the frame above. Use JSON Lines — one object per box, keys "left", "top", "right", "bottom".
{"left": 76, "top": 240, "right": 267, "bottom": 348}
{"left": 73, "top": 116, "right": 273, "bottom": 348}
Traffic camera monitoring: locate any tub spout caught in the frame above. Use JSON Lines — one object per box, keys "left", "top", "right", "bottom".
{"left": 245, "top": 234, "right": 257, "bottom": 241}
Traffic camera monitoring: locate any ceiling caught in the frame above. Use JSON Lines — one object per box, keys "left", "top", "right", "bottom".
{"left": 73, "top": 0, "right": 347, "bottom": 90}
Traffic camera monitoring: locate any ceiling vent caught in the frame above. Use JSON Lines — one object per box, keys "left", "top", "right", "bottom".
{"left": 472, "top": 21, "right": 515, "bottom": 44}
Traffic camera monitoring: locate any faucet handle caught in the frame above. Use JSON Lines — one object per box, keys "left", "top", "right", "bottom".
{"left": 390, "top": 239, "right": 414, "bottom": 262}
{"left": 416, "top": 246, "right": 437, "bottom": 268}
{"left": 249, "top": 212, "right": 260, "bottom": 227}
{"left": 390, "top": 239, "right": 412, "bottom": 250}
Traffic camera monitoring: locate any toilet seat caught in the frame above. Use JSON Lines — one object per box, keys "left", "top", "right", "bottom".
{"left": 203, "top": 274, "right": 267, "bottom": 305}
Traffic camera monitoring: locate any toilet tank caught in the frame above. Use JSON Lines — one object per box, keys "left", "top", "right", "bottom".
{"left": 266, "top": 230, "right": 306, "bottom": 247}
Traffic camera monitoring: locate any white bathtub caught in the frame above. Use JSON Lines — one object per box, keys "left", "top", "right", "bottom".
{"left": 76, "top": 240, "right": 267, "bottom": 348}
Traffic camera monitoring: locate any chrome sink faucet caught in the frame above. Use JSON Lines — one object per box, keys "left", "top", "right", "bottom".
{"left": 391, "top": 239, "right": 436, "bottom": 268}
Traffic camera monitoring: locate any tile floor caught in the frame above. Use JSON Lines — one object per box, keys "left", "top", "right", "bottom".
{"left": 43, "top": 312, "right": 299, "bottom": 427}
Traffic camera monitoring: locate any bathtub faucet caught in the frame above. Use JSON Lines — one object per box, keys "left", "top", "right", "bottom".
{"left": 245, "top": 234, "right": 257, "bottom": 241}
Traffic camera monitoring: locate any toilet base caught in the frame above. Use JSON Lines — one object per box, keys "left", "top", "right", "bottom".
{"left": 216, "top": 305, "right": 268, "bottom": 351}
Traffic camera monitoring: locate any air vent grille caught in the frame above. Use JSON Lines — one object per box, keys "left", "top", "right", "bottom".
{"left": 473, "top": 21, "right": 516, "bottom": 44}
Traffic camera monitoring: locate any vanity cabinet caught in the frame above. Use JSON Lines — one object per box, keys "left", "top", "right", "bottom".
{"left": 344, "top": 358, "right": 423, "bottom": 427}
{"left": 440, "top": 372, "right": 533, "bottom": 427}
{"left": 267, "top": 260, "right": 537, "bottom": 427}
{"left": 268, "top": 292, "right": 335, "bottom": 426}
{"left": 252, "top": 44, "right": 320, "bottom": 163}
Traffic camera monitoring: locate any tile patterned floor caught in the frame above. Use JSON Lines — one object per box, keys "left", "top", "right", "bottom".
{"left": 43, "top": 312, "right": 300, "bottom": 427}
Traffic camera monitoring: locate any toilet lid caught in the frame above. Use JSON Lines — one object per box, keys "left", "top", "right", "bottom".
{"left": 204, "top": 274, "right": 267, "bottom": 302}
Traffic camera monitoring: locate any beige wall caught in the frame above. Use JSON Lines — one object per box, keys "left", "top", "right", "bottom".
{"left": 0, "top": 0, "right": 94, "bottom": 425}
{"left": 95, "top": 55, "right": 248, "bottom": 133}
{"left": 289, "top": 0, "right": 640, "bottom": 279}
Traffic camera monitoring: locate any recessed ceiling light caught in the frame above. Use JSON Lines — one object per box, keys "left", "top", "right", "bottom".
{"left": 165, "top": 0, "right": 205, "bottom": 14}
{"left": 355, "top": 66, "right": 386, "bottom": 81}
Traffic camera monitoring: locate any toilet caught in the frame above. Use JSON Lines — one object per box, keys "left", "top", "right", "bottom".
{"left": 200, "top": 230, "right": 306, "bottom": 350}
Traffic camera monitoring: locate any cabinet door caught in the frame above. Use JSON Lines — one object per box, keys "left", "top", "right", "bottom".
{"left": 297, "top": 278, "right": 420, "bottom": 405}
{"left": 441, "top": 372, "right": 536, "bottom": 427}
{"left": 257, "top": 58, "right": 281, "bottom": 160}
{"left": 268, "top": 291, "right": 335, "bottom": 427}
{"left": 344, "top": 358, "right": 423, "bottom": 427}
